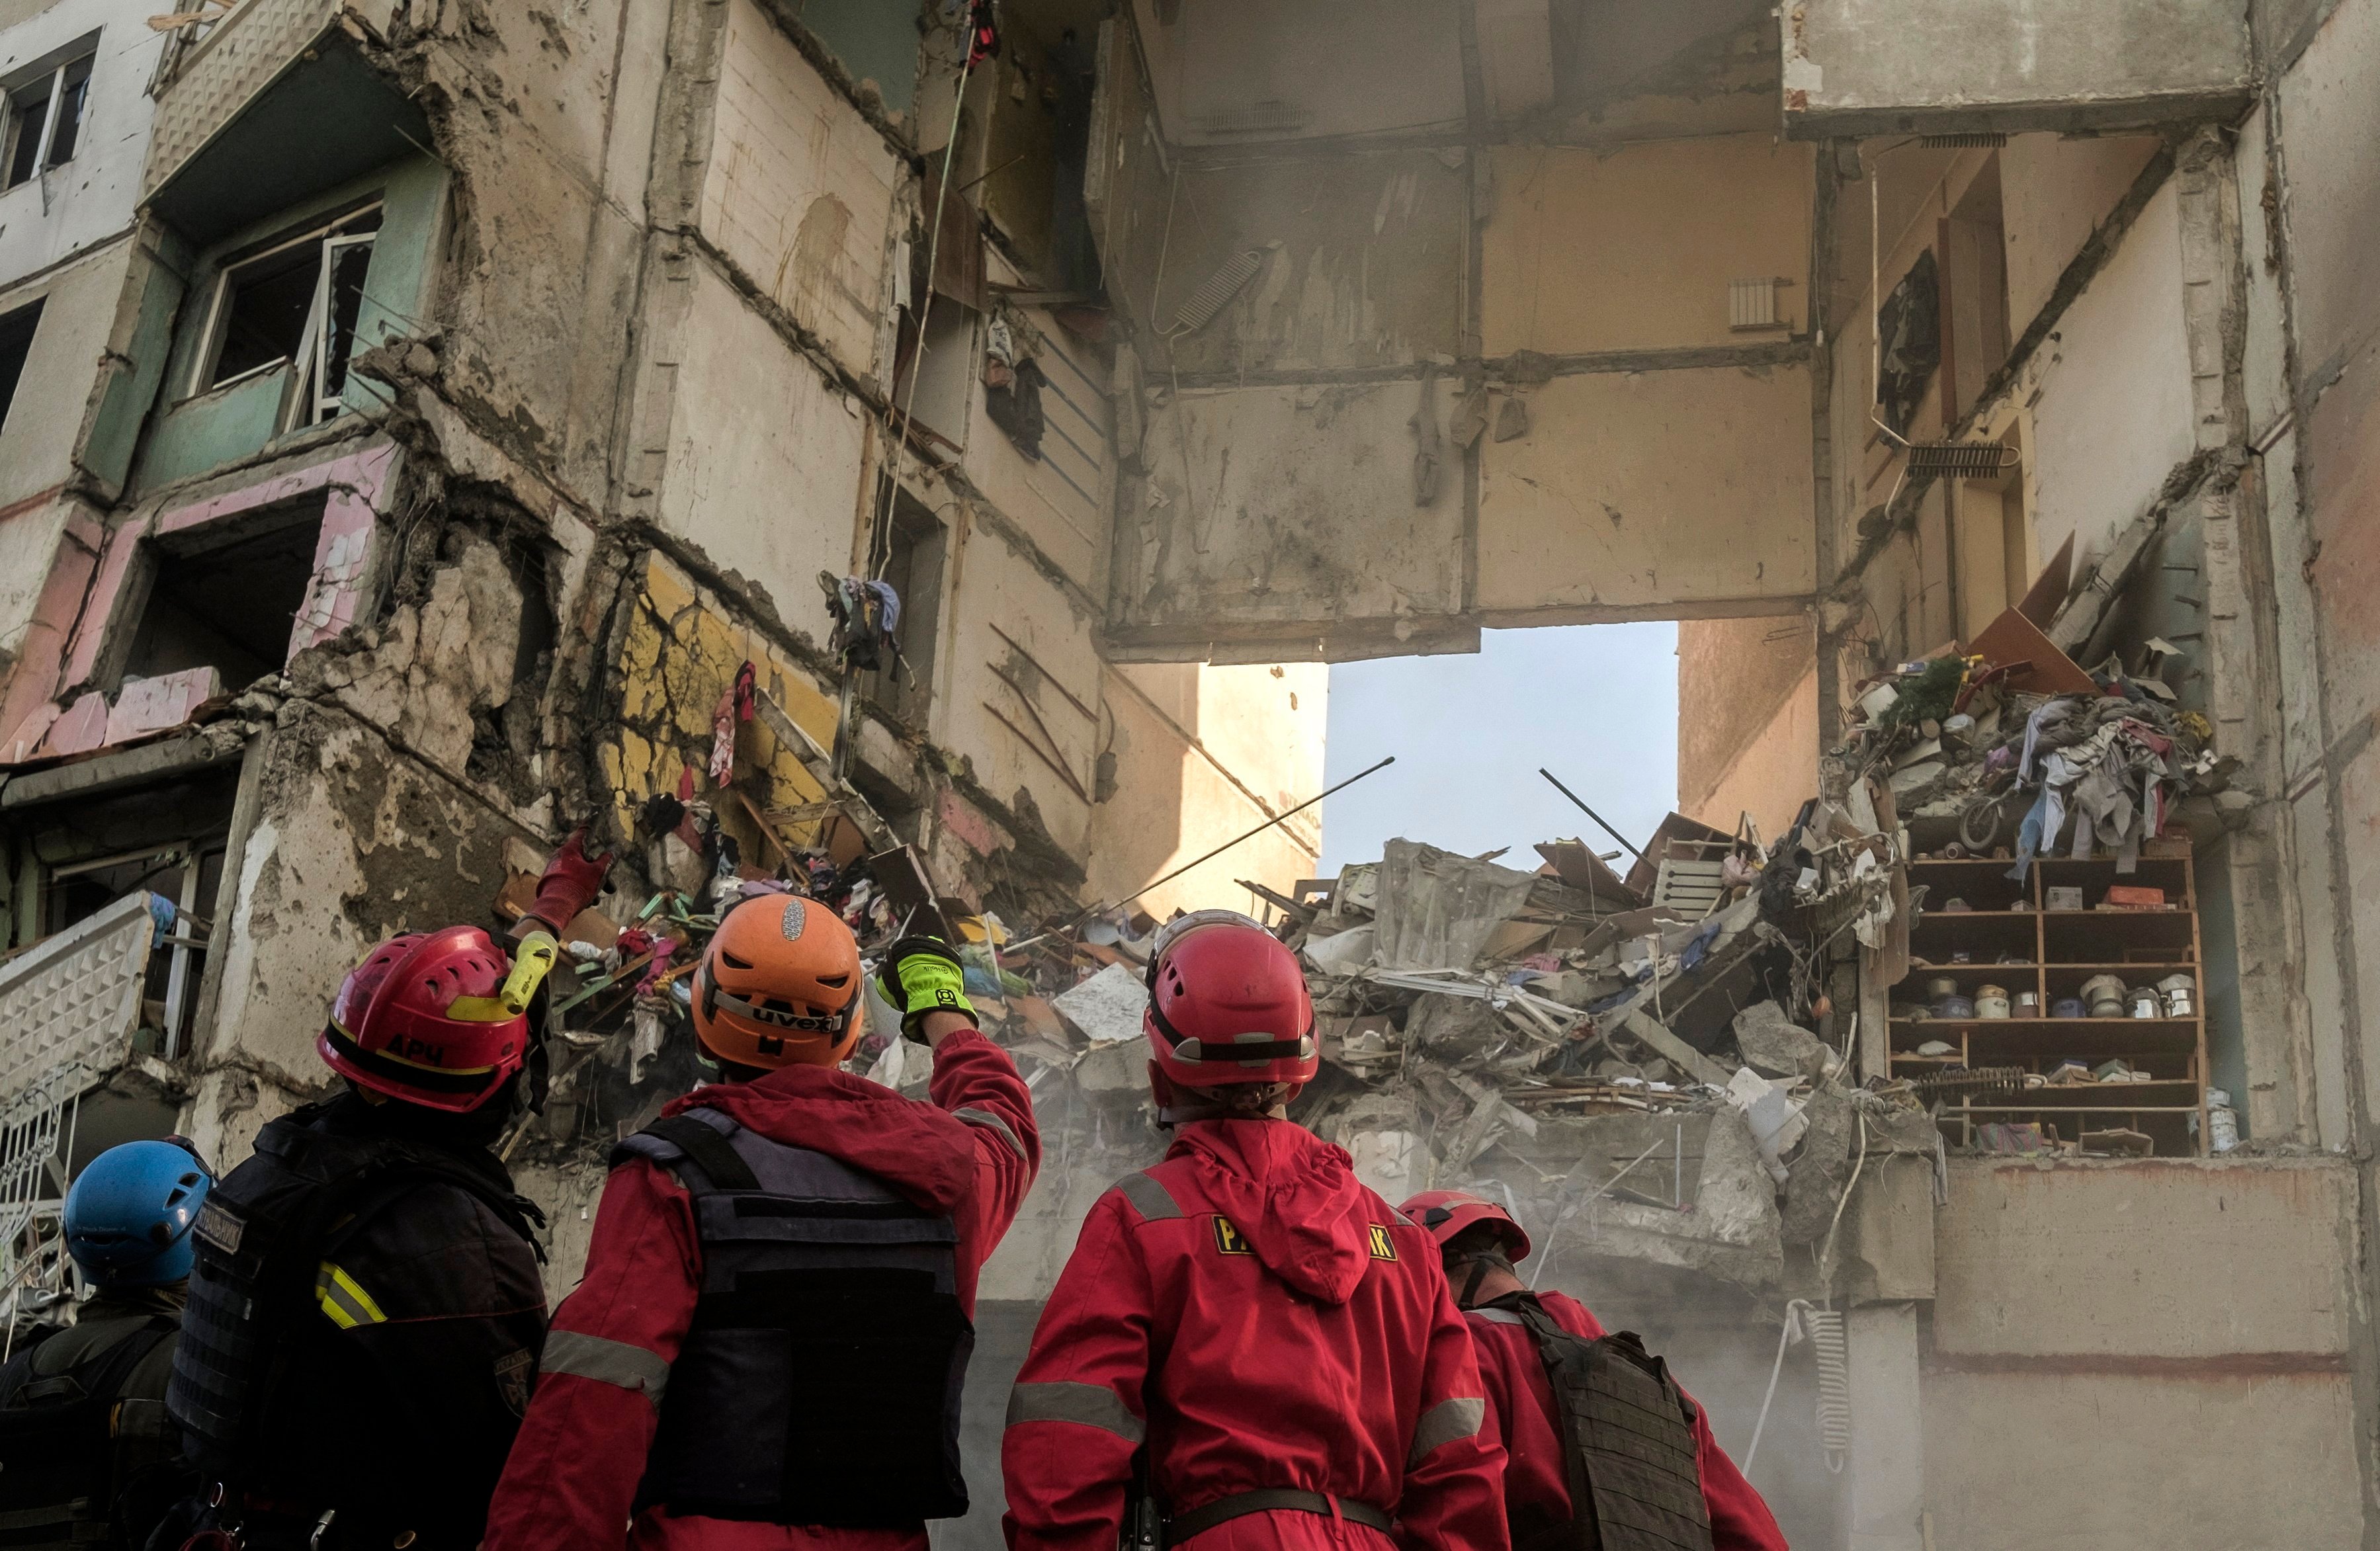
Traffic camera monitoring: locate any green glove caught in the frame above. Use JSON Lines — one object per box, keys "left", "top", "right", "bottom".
{"left": 877, "top": 936, "right": 974, "bottom": 1042}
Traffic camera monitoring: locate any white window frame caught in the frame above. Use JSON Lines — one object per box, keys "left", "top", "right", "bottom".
{"left": 1, "top": 49, "right": 95, "bottom": 191}
{"left": 294, "top": 230, "right": 378, "bottom": 426}
{"left": 186, "top": 204, "right": 382, "bottom": 429}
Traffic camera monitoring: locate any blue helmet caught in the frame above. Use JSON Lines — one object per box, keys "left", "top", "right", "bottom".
{"left": 63, "top": 1140, "right": 212, "bottom": 1288}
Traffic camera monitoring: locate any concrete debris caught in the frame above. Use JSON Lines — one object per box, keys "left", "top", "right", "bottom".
{"left": 1732, "top": 1001, "right": 1836, "bottom": 1081}
{"left": 1052, "top": 962, "right": 1148, "bottom": 1044}
{"left": 1371, "top": 839, "right": 1541, "bottom": 972}
{"left": 1726, "top": 1068, "right": 1808, "bottom": 1185}
{"left": 1302, "top": 923, "right": 1376, "bottom": 975}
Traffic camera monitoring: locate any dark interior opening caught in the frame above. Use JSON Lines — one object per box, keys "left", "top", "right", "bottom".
{"left": 124, "top": 497, "right": 327, "bottom": 691}
{"left": 207, "top": 207, "right": 383, "bottom": 392}
{"left": 871, "top": 491, "right": 947, "bottom": 726}
{"left": 0, "top": 299, "right": 42, "bottom": 435}
{"left": 42, "top": 54, "right": 90, "bottom": 170}
{"left": 17, "top": 767, "right": 240, "bottom": 1054}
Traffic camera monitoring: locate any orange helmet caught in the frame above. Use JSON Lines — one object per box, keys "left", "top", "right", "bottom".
{"left": 692, "top": 896, "right": 865, "bottom": 1069}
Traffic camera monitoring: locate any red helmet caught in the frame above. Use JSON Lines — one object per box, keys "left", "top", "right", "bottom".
{"left": 1143, "top": 911, "right": 1316, "bottom": 1089}
{"left": 319, "top": 926, "right": 536, "bottom": 1112}
{"left": 1400, "top": 1189, "right": 1532, "bottom": 1262}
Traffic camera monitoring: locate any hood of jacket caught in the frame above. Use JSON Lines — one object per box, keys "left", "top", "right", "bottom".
{"left": 1168, "top": 1119, "right": 1379, "bottom": 1305}
{"left": 669, "top": 1064, "right": 977, "bottom": 1216}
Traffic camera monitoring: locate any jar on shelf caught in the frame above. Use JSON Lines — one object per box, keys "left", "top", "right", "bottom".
{"left": 2205, "top": 1088, "right": 2240, "bottom": 1153}
{"left": 2081, "top": 974, "right": 2127, "bottom": 1019}
{"left": 1975, "top": 984, "right": 2011, "bottom": 1019}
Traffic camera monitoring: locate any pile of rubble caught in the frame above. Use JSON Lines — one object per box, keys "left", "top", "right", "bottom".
{"left": 1837, "top": 523, "right": 2227, "bottom": 874}
{"left": 491, "top": 672, "right": 1956, "bottom": 1293}
{"left": 909, "top": 818, "right": 1934, "bottom": 1294}
{"left": 1842, "top": 636, "right": 2217, "bottom": 876}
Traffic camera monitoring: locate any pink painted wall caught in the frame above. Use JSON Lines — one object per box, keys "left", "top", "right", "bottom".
{"left": 6, "top": 442, "right": 398, "bottom": 765}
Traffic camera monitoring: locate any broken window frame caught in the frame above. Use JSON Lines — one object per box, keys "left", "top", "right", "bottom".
{"left": 187, "top": 204, "right": 383, "bottom": 430}
{"left": 1, "top": 48, "right": 94, "bottom": 192}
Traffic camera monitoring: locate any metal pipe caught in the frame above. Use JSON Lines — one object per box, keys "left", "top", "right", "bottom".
{"left": 1537, "top": 768, "right": 1645, "bottom": 860}
{"left": 1080, "top": 756, "right": 1397, "bottom": 926}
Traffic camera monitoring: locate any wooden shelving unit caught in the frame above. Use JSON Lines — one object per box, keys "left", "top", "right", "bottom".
{"left": 1891, "top": 846, "right": 2209, "bottom": 1155}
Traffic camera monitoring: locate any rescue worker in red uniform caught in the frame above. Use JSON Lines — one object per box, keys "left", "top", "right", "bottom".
{"left": 1003, "top": 911, "right": 1509, "bottom": 1551}
{"left": 482, "top": 898, "right": 1039, "bottom": 1551}
{"left": 1397, "top": 1192, "right": 1787, "bottom": 1551}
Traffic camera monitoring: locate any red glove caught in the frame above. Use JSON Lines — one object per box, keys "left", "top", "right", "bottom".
{"left": 523, "top": 827, "right": 615, "bottom": 935}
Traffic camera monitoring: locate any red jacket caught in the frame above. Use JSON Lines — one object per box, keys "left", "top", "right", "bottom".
{"left": 1466, "top": 1292, "right": 1785, "bottom": 1551}
{"left": 483, "top": 1029, "right": 1038, "bottom": 1551}
{"left": 1002, "top": 1120, "right": 1508, "bottom": 1551}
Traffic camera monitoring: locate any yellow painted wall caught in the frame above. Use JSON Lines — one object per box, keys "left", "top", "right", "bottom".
{"left": 604, "top": 551, "right": 841, "bottom": 856}
{"left": 1085, "top": 661, "right": 1327, "bottom": 921}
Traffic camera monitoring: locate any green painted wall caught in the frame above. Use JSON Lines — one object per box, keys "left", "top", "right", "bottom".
{"left": 81, "top": 255, "right": 187, "bottom": 493}
{"left": 133, "top": 154, "right": 445, "bottom": 495}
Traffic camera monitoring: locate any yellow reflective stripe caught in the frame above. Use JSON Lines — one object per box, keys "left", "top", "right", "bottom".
{"left": 315, "top": 1261, "right": 387, "bottom": 1329}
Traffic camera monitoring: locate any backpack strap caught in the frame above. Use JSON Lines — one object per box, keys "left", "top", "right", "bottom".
{"left": 0, "top": 1318, "right": 171, "bottom": 1435}
{"left": 617, "top": 1113, "right": 762, "bottom": 1193}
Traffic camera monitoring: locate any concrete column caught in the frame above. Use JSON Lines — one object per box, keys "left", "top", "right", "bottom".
{"left": 2175, "top": 125, "right": 2318, "bottom": 1142}
{"left": 1846, "top": 1302, "right": 1925, "bottom": 1551}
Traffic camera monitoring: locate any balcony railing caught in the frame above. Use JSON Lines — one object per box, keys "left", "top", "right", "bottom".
{"left": 0, "top": 892, "right": 162, "bottom": 1327}
{"left": 144, "top": 0, "right": 402, "bottom": 201}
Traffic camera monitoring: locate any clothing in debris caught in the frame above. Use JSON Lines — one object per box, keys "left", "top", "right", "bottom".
{"left": 0, "top": 1286, "right": 189, "bottom": 1551}
{"left": 986, "top": 357, "right": 1048, "bottom": 459}
{"left": 1001, "top": 1119, "right": 1508, "bottom": 1551}
{"left": 168, "top": 1094, "right": 549, "bottom": 1551}
{"left": 1465, "top": 1290, "right": 1785, "bottom": 1551}
{"left": 482, "top": 1027, "right": 1038, "bottom": 1551}
{"left": 2006, "top": 695, "right": 2187, "bottom": 882}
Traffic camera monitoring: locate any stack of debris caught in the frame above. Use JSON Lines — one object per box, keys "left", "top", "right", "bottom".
{"left": 1837, "top": 549, "right": 2223, "bottom": 875}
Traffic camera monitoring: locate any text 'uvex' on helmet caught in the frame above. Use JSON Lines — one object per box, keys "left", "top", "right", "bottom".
{"left": 694, "top": 894, "right": 865, "bottom": 1069}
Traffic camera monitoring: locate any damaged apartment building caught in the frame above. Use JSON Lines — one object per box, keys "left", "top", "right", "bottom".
{"left": 0, "top": 0, "right": 1329, "bottom": 1277}
{"left": 0, "top": 0, "right": 2378, "bottom": 1548}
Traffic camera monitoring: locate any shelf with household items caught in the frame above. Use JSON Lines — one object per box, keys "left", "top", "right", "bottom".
{"left": 1889, "top": 845, "right": 2215, "bottom": 1156}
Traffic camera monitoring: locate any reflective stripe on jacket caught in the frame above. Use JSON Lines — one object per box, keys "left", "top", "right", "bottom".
{"left": 1001, "top": 1119, "right": 1508, "bottom": 1551}
{"left": 483, "top": 1028, "right": 1037, "bottom": 1551}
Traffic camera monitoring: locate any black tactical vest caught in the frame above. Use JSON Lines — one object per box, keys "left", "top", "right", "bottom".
{"left": 0, "top": 1316, "right": 175, "bottom": 1551}
{"left": 1490, "top": 1294, "right": 1714, "bottom": 1551}
{"left": 614, "top": 1108, "right": 973, "bottom": 1527}
{"left": 165, "top": 1105, "right": 544, "bottom": 1484}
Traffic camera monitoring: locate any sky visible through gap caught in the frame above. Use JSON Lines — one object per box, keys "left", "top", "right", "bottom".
{"left": 1318, "top": 622, "right": 1681, "bottom": 878}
